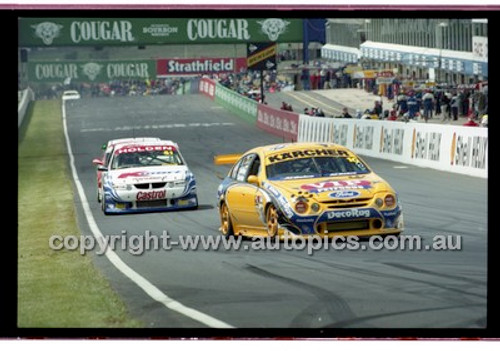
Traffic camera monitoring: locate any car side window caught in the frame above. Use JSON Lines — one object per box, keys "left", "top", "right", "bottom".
{"left": 236, "top": 154, "right": 254, "bottom": 182}
{"left": 230, "top": 159, "right": 242, "bottom": 179}
{"left": 247, "top": 156, "right": 261, "bottom": 179}
{"left": 105, "top": 151, "right": 112, "bottom": 166}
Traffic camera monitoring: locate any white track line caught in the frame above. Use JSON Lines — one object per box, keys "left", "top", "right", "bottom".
{"left": 61, "top": 101, "right": 234, "bottom": 328}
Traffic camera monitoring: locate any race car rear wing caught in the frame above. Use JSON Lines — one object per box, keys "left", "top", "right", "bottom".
{"left": 213, "top": 154, "right": 242, "bottom": 165}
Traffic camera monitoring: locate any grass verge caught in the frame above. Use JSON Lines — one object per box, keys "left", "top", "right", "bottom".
{"left": 18, "top": 99, "right": 142, "bottom": 327}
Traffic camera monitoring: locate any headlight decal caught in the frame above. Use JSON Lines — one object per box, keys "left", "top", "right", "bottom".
{"left": 103, "top": 183, "right": 122, "bottom": 201}
{"left": 380, "top": 206, "right": 402, "bottom": 228}
{"left": 261, "top": 182, "right": 319, "bottom": 234}
{"left": 262, "top": 182, "right": 294, "bottom": 218}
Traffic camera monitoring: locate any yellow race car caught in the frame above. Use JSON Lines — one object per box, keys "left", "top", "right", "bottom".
{"left": 214, "top": 142, "right": 403, "bottom": 239}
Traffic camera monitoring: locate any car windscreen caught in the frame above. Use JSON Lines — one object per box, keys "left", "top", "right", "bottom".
{"left": 266, "top": 156, "right": 370, "bottom": 180}
{"left": 111, "top": 149, "right": 184, "bottom": 169}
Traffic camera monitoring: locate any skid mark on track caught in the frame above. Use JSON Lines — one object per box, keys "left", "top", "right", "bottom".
{"left": 281, "top": 254, "right": 486, "bottom": 302}
{"left": 244, "top": 264, "right": 357, "bottom": 327}
{"left": 382, "top": 262, "right": 486, "bottom": 286}
{"left": 324, "top": 303, "right": 485, "bottom": 328}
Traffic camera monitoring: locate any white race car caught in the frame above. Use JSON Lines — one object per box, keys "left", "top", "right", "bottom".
{"left": 92, "top": 137, "right": 162, "bottom": 203}
{"left": 93, "top": 139, "right": 198, "bottom": 214}
{"left": 62, "top": 90, "right": 81, "bottom": 100}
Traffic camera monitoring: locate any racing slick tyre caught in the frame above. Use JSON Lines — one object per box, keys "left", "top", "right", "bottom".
{"left": 266, "top": 204, "right": 279, "bottom": 238}
{"left": 219, "top": 201, "right": 234, "bottom": 236}
{"left": 101, "top": 193, "right": 110, "bottom": 215}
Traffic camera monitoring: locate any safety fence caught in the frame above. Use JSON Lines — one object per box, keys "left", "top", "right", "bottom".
{"left": 298, "top": 116, "right": 488, "bottom": 178}
{"left": 18, "top": 87, "right": 35, "bottom": 128}
{"left": 199, "top": 78, "right": 487, "bottom": 178}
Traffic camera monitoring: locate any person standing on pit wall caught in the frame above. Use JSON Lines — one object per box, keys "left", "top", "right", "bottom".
{"left": 407, "top": 91, "right": 419, "bottom": 120}
{"left": 441, "top": 92, "right": 452, "bottom": 122}
{"left": 374, "top": 94, "right": 383, "bottom": 113}
{"left": 320, "top": 67, "right": 327, "bottom": 89}
{"left": 313, "top": 70, "right": 320, "bottom": 90}
{"left": 482, "top": 85, "right": 488, "bottom": 116}
{"left": 422, "top": 89, "right": 434, "bottom": 122}
{"left": 374, "top": 100, "right": 383, "bottom": 118}
{"left": 315, "top": 108, "right": 325, "bottom": 117}
{"left": 301, "top": 67, "right": 311, "bottom": 91}
{"left": 435, "top": 90, "right": 442, "bottom": 117}
{"left": 463, "top": 90, "right": 471, "bottom": 117}
{"left": 397, "top": 91, "right": 408, "bottom": 116}
{"left": 341, "top": 107, "right": 353, "bottom": 118}
{"left": 450, "top": 93, "right": 459, "bottom": 121}
{"left": 457, "top": 90, "right": 465, "bottom": 116}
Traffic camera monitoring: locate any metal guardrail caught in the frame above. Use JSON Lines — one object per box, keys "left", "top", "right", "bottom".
{"left": 18, "top": 87, "right": 35, "bottom": 128}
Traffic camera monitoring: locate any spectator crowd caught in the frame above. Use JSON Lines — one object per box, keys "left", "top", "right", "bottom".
{"left": 28, "top": 58, "right": 488, "bottom": 128}
{"left": 32, "top": 77, "right": 196, "bottom": 100}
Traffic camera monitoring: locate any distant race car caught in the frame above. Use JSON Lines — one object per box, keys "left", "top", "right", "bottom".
{"left": 92, "top": 139, "right": 198, "bottom": 214}
{"left": 62, "top": 90, "right": 81, "bottom": 100}
{"left": 214, "top": 142, "right": 403, "bottom": 238}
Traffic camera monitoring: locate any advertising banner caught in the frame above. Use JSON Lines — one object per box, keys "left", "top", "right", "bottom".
{"left": 214, "top": 83, "right": 258, "bottom": 124}
{"left": 157, "top": 57, "right": 247, "bottom": 76}
{"left": 19, "top": 18, "right": 303, "bottom": 46}
{"left": 27, "top": 60, "right": 156, "bottom": 83}
{"left": 472, "top": 36, "right": 488, "bottom": 61}
{"left": 247, "top": 42, "right": 278, "bottom": 71}
{"left": 298, "top": 116, "right": 487, "bottom": 178}
{"left": 256, "top": 104, "right": 299, "bottom": 141}
{"left": 198, "top": 77, "right": 216, "bottom": 100}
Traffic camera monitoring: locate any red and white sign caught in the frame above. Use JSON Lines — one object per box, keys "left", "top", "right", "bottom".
{"left": 157, "top": 57, "right": 247, "bottom": 76}
{"left": 136, "top": 190, "right": 166, "bottom": 201}
{"left": 115, "top": 145, "right": 176, "bottom": 154}
{"left": 301, "top": 180, "right": 372, "bottom": 193}
{"left": 257, "top": 103, "right": 299, "bottom": 142}
{"left": 199, "top": 78, "right": 216, "bottom": 100}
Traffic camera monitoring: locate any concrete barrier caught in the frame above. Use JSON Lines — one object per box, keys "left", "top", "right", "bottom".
{"left": 256, "top": 103, "right": 299, "bottom": 142}
{"left": 199, "top": 78, "right": 216, "bottom": 100}
{"left": 18, "top": 87, "right": 35, "bottom": 128}
{"left": 213, "top": 83, "right": 258, "bottom": 124}
{"left": 298, "top": 116, "right": 487, "bottom": 178}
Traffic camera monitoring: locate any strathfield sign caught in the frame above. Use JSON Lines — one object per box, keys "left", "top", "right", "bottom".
{"left": 157, "top": 57, "right": 247, "bottom": 75}
{"left": 19, "top": 18, "right": 303, "bottom": 46}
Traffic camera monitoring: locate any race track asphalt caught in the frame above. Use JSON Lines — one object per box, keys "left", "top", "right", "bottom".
{"left": 64, "top": 94, "right": 487, "bottom": 331}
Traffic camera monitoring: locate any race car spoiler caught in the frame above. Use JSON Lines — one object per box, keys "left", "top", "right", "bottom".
{"left": 213, "top": 154, "right": 242, "bottom": 165}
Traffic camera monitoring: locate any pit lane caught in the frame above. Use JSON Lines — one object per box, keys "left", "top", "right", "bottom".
{"left": 64, "top": 94, "right": 487, "bottom": 329}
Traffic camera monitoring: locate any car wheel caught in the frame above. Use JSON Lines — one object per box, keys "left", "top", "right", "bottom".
{"left": 97, "top": 188, "right": 102, "bottom": 203}
{"left": 219, "top": 201, "right": 234, "bottom": 236}
{"left": 266, "top": 204, "right": 279, "bottom": 237}
{"left": 101, "top": 192, "right": 109, "bottom": 215}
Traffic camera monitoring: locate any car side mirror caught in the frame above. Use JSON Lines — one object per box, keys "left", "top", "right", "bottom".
{"left": 247, "top": 175, "right": 259, "bottom": 186}
{"left": 97, "top": 165, "right": 108, "bottom": 172}
{"left": 92, "top": 158, "right": 104, "bottom": 166}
